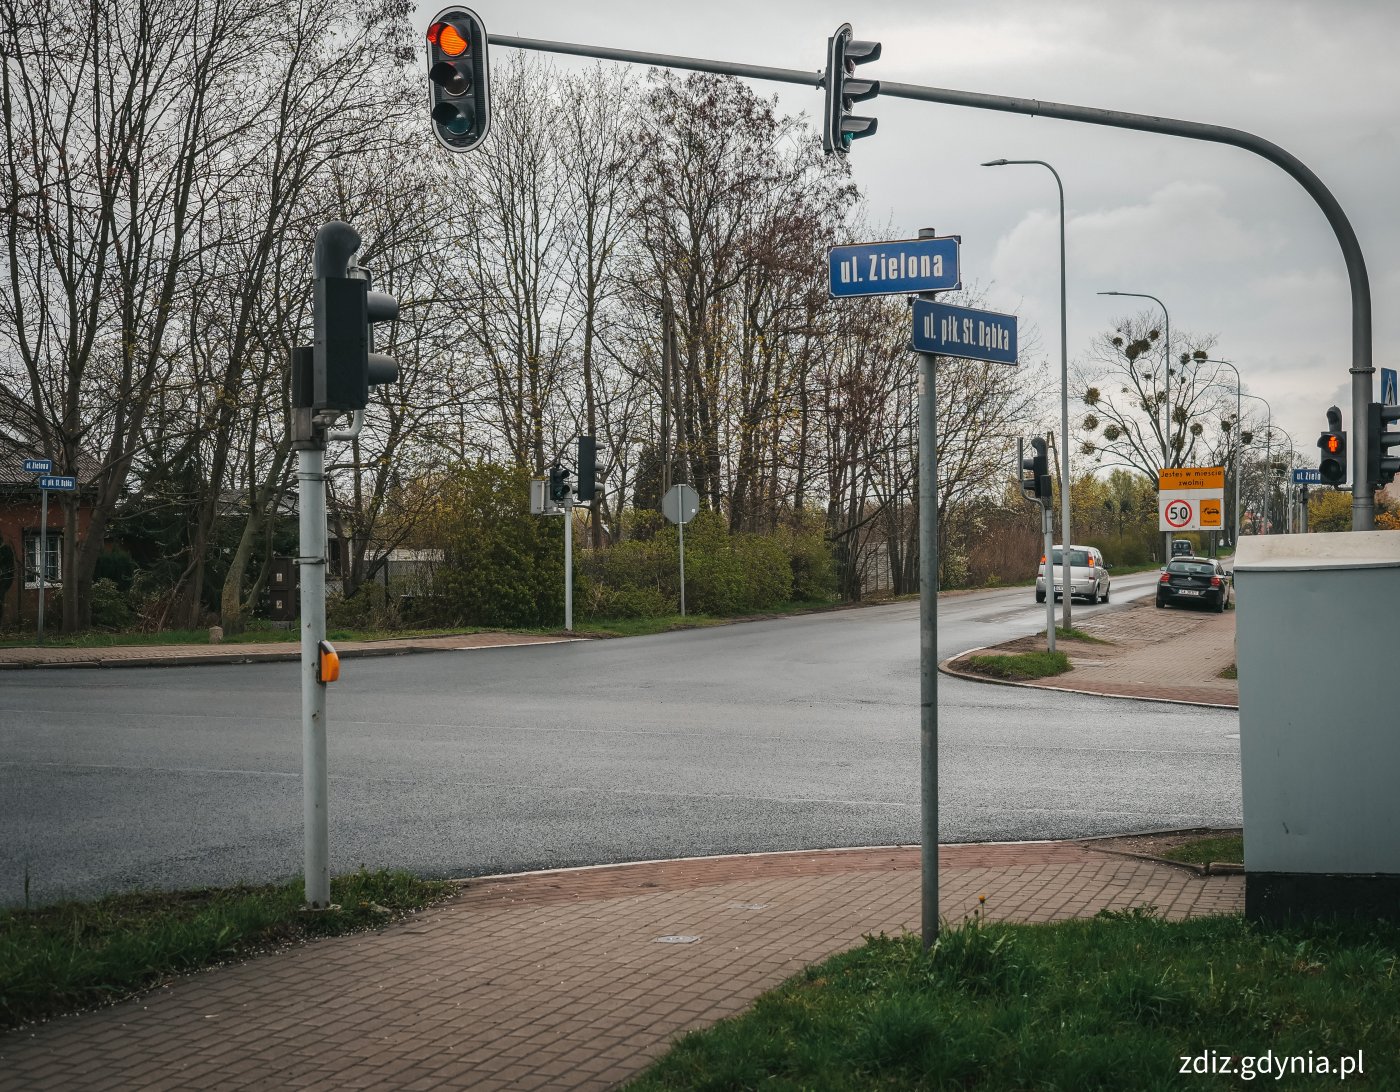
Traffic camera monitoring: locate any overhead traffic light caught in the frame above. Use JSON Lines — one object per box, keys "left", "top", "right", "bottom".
{"left": 1020, "top": 437, "right": 1051, "bottom": 502}
{"left": 823, "top": 23, "right": 881, "bottom": 156}
{"left": 427, "top": 6, "right": 490, "bottom": 152}
{"left": 576, "top": 435, "right": 605, "bottom": 502}
{"left": 1317, "top": 405, "right": 1347, "bottom": 485}
{"left": 1366, "top": 401, "right": 1400, "bottom": 488}
{"left": 549, "top": 463, "right": 571, "bottom": 504}
{"left": 308, "top": 222, "right": 399, "bottom": 413}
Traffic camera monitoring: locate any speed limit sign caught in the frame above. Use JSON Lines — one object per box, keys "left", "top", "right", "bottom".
{"left": 1158, "top": 468, "right": 1224, "bottom": 532}
{"left": 1165, "top": 499, "right": 1193, "bottom": 528}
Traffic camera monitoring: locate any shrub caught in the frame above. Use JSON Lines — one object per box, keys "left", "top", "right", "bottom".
{"left": 89, "top": 578, "right": 134, "bottom": 630}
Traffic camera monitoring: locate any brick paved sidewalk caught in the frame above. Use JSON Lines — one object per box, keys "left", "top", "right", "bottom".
{"left": 0, "top": 631, "right": 578, "bottom": 669}
{"left": 945, "top": 597, "right": 1239, "bottom": 708}
{"left": 0, "top": 843, "right": 1241, "bottom": 1092}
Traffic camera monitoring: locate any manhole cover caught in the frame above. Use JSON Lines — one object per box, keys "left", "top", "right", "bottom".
{"left": 654, "top": 935, "right": 701, "bottom": 944}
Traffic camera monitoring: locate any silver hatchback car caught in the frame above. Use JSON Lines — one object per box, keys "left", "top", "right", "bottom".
{"left": 1036, "top": 544, "right": 1110, "bottom": 604}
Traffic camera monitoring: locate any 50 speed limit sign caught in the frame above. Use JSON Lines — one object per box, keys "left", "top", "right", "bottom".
{"left": 1164, "top": 498, "right": 1193, "bottom": 528}
{"left": 1158, "top": 468, "right": 1225, "bottom": 532}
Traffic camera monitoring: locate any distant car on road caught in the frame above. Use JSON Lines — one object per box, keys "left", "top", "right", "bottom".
{"left": 1036, "top": 544, "right": 1110, "bottom": 604}
{"left": 1156, "top": 557, "right": 1233, "bottom": 612}
{"left": 1170, "top": 538, "right": 1194, "bottom": 558}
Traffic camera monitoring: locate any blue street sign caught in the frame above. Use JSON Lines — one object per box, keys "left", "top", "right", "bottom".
{"left": 828, "top": 236, "right": 960, "bottom": 298}
{"left": 1382, "top": 367, "right": 1397, "bottom": 406}
{"left": 37, "top": 475, "right": 76, "bottom": 491}
{"left": 1292, "top": 468, "right": 1322, "bottom": 485}
{"left": 23, "top": 457, "right": 53, "bottom": 473}
{"left": 910, "top": 298, "right": 1018, "bottom": 365}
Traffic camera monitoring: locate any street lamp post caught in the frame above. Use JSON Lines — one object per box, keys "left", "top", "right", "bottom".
{"left": 1197, "top": 358, "right": 1242, "bottom": 548}
{"left": 985, "top": 159, "right": 1072, "bottom": 628}
{"left": 1235, "top": 390, "right": 1273, "bottom": 535}
{"left": 1099, "top": 290, "right": 1171, "bottom": 563}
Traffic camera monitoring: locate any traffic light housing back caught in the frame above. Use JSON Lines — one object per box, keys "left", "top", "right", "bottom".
{"left": 576, "top": 435, "right": 605, "bottom": 502}
{"left": 307, "top": 222, "right": 399, "bottom": 414}
{"left": 1020, "top": 437, "right": 1051, "bottom": 502}
{"left": 1317, "top": 405, "right": 1347, "bottom": 485}
{"left": 1367, "top": 401, "right": 1400, "bottom": 487}
{"left": 823, "top": 23, "right": 880, "bottom": 156}
{"left": 427, "top": 6, "right": 490, "bottom": 152}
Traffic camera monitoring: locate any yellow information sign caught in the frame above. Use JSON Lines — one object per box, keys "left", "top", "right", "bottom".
{"left": 1200, "top": 498, "right": 1222, "bottom": 528}
{"left": 1159, "top": 466, "right": 1225, "bottom": 490}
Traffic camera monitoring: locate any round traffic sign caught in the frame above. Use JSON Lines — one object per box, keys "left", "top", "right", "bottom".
{"left": 1165, "top": 499, "right": 1193, "bottom": 528}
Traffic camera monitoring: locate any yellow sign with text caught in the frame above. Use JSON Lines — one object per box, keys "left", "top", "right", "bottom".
{"left": 1159, "top": 466, "right": 1225, "bottom": 490}
{"left": 1200, "top": 498, "right": 1223, "bottom": 528}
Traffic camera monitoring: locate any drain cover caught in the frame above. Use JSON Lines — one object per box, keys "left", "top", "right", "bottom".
{"left": 654, "top": 934, "right": 701, "bottom": 944}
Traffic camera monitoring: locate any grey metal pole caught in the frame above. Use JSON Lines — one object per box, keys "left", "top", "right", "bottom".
{"left": 1044, "top": 505, "right": 1056, "bottom": 651}
{"left": 983, "top": 159, "right": 1072, "bottom": 628}
{"left": 1199, "top": 359, "right": 1243, "bottom": 547}
{"left": 494, "top": 31, "right": 1372, "bottom": 530}
{"left": 297, "top": 444, "right": 330, "bottom": 908}
{"left": 564, "top": 495, "right": 573, "bottom": 632}
{"left": 918, "top": 344, "right": 939, "bottom": 949}
{"left": 36, "top": 486, "right": 47, "bottom": 645}
{"left": 678, "top": 512, "right": 686, "bottom": 617}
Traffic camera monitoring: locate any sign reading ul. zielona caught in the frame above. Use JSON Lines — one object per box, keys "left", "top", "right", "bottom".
{"left": 1158, "top": 466, "right": 1225, "bottom": 531}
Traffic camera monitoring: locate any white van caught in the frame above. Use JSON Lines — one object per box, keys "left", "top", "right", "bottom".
{"left": 1036, "top": 544, "right": 1110, "bottom": 604}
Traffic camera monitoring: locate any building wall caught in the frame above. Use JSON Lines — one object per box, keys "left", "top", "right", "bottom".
{"left": 0, "top": 494, "right": 93, "bottom": 627}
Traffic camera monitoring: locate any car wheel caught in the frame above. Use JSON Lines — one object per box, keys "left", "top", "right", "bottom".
{"left": 1155, "top": 597, "right": 1166, "bottom": 609}
{"left": 1102, "top": 586, "right": 1110, "bottom": 604}
{"left": 1216, "top": 594, "right": 1226, "bottom": 613}
{"left": 1036, "top": 591, "right": 1045, "bottom": 604}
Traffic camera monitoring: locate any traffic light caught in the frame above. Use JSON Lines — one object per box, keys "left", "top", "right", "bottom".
{"left": 823, "top": 23, "right": 881, "bottom": 156}
{"left": 576, "top": 435, "right": 605, "bottom": 502}
{"left": 549, "top": 463, "right": 571, "bottom": 504}
{"left": 427, "top": 6, "right": 490, "bottom": 152}
{"left": 310, "top": 223, "right": 399, "bottom": 413}
{"left": 1020, "top": 437, "right": 1051, "bottom": 502}
{"left": 1366, "top": 401, "right": 1400, "bottom": 487}
{"left": 1317, "top": 405, "right": 1347, "bottom": 485}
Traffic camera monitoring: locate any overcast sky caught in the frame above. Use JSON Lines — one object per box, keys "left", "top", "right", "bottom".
{"left": 424, "top": 0, "right": 1399, "bottom": 463}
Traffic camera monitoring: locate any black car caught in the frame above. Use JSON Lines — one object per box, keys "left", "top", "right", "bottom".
{"left": 1156, "top": 557, "right": 1232, "bottom": 612}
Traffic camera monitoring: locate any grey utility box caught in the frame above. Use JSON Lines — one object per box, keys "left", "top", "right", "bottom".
{"left": 1234, "top": 531, "right": 1400, "bottom": 922}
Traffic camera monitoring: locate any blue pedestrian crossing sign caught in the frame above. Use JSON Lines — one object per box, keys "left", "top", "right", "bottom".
{"left": 1382, "top": 367, "right": 1397, "bottom": 406}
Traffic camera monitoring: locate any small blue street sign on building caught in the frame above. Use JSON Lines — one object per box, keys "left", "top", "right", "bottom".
{"left": 23, "top": 458, "right": 52, "bottom": 473}
{"left": 37, "top": 475, "right": 77, "bottom": 491}
{"left": 828, "top": 236, "right": 960, "bottom": 298}
{"left": 1382, "top": 367, "right": 1398, "bottom": 406}
{"left": 1292, "top": 468, "right": 1323, "bottom": 485}
{"left": 910, "top": 298, "right": 1018, "bottom": 366}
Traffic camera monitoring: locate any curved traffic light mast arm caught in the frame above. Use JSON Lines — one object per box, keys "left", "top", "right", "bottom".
{"left": 489, "top": 31, "right": 1374, "bottom": 531}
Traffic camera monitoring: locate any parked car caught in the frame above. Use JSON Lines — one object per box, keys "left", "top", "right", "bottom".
{"left": 1036, "top": 544, "right": 1110, "bottom": 604}
{"left": 1156, "top": 557, "right": 1233, "bottom": 612}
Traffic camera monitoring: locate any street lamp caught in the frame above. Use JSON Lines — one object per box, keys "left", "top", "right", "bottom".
{"left": 1196, "top": 357, "right": 1243, "bottom": 549}
{"left": 1098, "top": 290, "right": 1171, "bottom": 562}
{"left": 984, "top": 158, "right": 1073, "bottom": 628}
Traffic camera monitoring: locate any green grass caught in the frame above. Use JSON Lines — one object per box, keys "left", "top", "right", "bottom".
{"left": 0, "top": 869, "right": 454, "bottom": 1030}
{"left": 963, "top": 650, "right": 1071, "bottom": 680}
{"left": 0, "top": 624, "right": 492, "bottom": 649}
{"left": 626, "top": 911, "right": 1398, "bottom": 1091}
{"left": 1047, "top": 625, "right": 1110, "bottom": 644}
{"left": 1219, "top": 664, "right": 1238, "bottom": 679}
{"left": 1163, "top": 836, "right": 1244, "bottom": 867}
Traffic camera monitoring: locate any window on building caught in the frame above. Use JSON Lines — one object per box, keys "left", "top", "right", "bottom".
{"left": 23, "top": 530, "right": 61, "bottom": 588}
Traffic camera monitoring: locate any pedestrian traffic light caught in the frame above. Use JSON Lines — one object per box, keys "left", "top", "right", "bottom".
{"left": 823, "top": 23, "right": 880, "bottom": 156}
{"left": 1020, "top": 437, "right": 1051, "bottom": 502}
{"left": 1317, "top": 405, "right": 1347, "bottom": 485}
{"left": 427, "top": 6, "right": 490, "bottom": 152}
{"left": 549, "top": 463, "right": 571, "bottom": 504}
{"left": 576, "top": 435, "right": 605, "bottom": 502}
{"left": 311, "top": 222, "right": 400, "bottom": 413}
{"left": 1366, "top": 401, "right": 1400, "bottom": 487}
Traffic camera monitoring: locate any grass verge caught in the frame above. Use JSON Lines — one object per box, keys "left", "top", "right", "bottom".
{"left": 626, "top": 910, "right": 1398, "bottom": 1091}
{"left": 1047, "top": 625, "right": 1109, "bottom": 644}
{"left": 1163, "top": 835, "right": 1244, "bottom": 867}
{"left": 0, "top": 625, "right": 490, "bottom": 649}
{"left": 962, "top": 650, "right": 1071, "bottom": 680}
{"left": 1219, "top": 663, "right": 1238, "bottom": 679}
{"left": 0, "top": 869, "right": 454, "bottom": 1031}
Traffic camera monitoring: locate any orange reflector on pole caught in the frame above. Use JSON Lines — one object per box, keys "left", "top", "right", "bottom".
{"left": 317, "top": 640, "right": 340, "bottom": 683}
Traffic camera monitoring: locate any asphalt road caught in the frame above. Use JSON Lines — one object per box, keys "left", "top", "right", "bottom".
{"left": 0, "top": 570, "right": 1241, "bottom": 906}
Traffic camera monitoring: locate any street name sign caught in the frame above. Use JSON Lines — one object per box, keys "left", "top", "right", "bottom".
{"left": 828, "top": 236, "right": 960, "bottom": 298}
{"left": 37, "top": 475, "right": 76, "bottom": 491}
{"left": 23, "top": 458, "right": 52, "bottom": 473}
{"left": 1158, "top": 466, "right": 1224, "bottom": 531}
{"left": 910, "top": 298, "right": 1018, "bottom": 366}
{"left": 1291, "top": 468, "right": 1323, "bottom": 485}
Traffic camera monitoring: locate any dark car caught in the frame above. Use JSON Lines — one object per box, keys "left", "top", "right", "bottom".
{"left": 1156, "top": 557, "right": 1232, "bottom": 612}
{"left": 1170, "top": 538, "right": 1194, "bottom": 558}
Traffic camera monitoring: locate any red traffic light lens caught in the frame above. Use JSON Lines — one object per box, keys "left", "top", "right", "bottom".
{"left": 429, "top": 21, "right": 468, "bottom": 57}
{"left": 1326, "top": 435, "right": 1340, "bottom": 454}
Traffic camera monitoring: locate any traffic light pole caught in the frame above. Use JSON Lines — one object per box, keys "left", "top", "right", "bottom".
{"left": 489, "top": 31, "right": 1374, "bottom": 530}
{"left": 296, "top": 439, "right": 330, "bottom": 909}
{"left": 1042, "top": 503, "right": 1056, "bottom": 653}
{"left": 564, "top": 495, "right": 573, "bottom": 633}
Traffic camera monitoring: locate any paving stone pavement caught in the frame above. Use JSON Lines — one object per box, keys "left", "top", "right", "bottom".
{"left": 0, "top": 843, "right": 1242, "bottom": 1091}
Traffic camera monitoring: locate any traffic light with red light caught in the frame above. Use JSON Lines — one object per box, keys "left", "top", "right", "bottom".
{"left": 823, "top": 23, "right": 881, "bottom": 156}
{"left": 427, "top": 6, "right": 490, "bottom": 152}
{"left": 1317, "top": 405, "right": 1347, "bottom": 485}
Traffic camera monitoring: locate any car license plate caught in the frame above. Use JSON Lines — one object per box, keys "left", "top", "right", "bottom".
{"left": 1179, "top": 589, "right": 1201, "bottom": 596}
{"left": 1054, "top": 587, "right": 1062, "bottom": 593}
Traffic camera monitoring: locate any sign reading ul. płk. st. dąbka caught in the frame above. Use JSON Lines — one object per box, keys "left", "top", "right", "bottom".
{"left": 37, "top": 475, "right": 77, "bottom": 491}
{"left": 827, "top": 236, "right": 960, "bottom": 298}
{"left": 910, "top": 298, "right": 1018, "bottom": 366}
